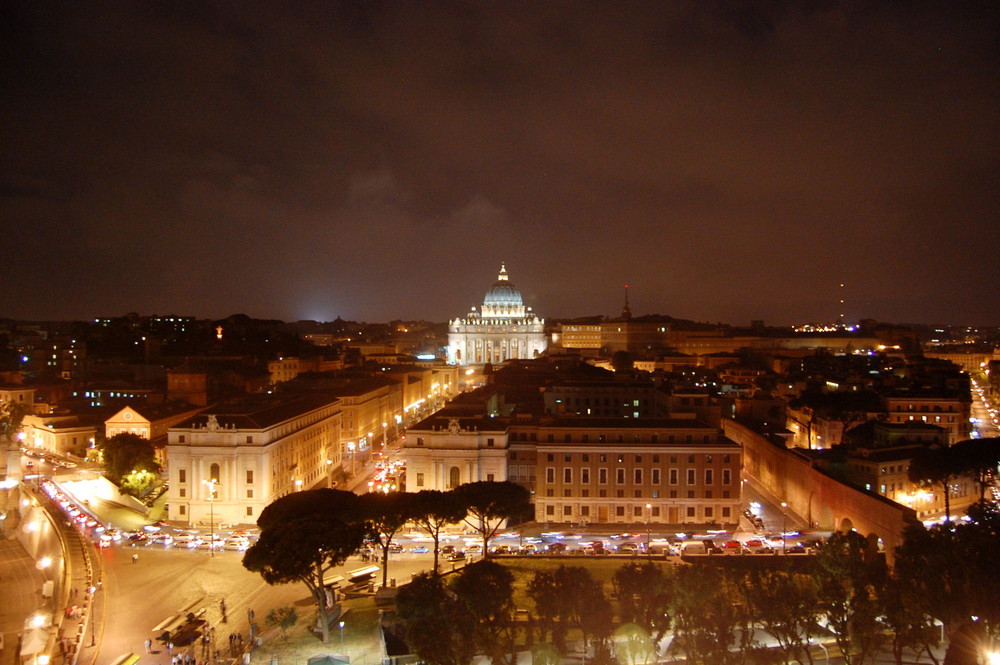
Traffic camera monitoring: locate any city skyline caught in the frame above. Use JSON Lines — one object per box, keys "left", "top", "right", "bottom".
{"left": 3, "top": 3, "right": 999, "bottom": 326}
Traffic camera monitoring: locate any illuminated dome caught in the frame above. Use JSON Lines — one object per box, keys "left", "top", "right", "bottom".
{"left": 483, "top": 264, "right": 523, "bottom": 307}
{"left": 448, "top": 262, "right": 546, "bottom": 366}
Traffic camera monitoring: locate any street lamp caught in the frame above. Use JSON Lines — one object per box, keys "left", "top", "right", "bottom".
{"left": 339, "top": 620, "right": 345, "bottom": 652}
{"left": 645, "top": 504, "right": 652, "bottom": 555}
{"left": 203, "top": 479, "right": 218, "bottom": 557}
{"left": 780, "top": 502, "right": 788, "bottom": 554}
{"left": 381, "top": 422, "right": 387, "bottom": 449}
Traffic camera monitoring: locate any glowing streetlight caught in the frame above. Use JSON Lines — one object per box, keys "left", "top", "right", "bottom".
{"left": 203, "top": 479, "right": 218, "bottom": 557}
{"left": 781, "top": 502, "right": 788, "bottom": 554}
{"left": 339, "top": 620, "right": 345, "bottom": 652}
{"left": 645, "top": 503, "right": 652, "bottom": 555}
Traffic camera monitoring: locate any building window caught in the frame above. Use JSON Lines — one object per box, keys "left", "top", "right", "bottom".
{"left": 547, "top": 453, "right": 554, "bottom": 462}
{"left": 564, "top": 468, "right": 572, "bottom": 483}
{"left": 546, "top": 489, "right": 554, "bottom": 497}
{"left": 179, "top": 469, "right": 187, "bottom": 483}
{"left": 633, "top": 469, "right": 642, "bottom": 484}
{"left": 179, "top": 435, "right": 185, "bottom": 443}
{"left": 705, "top": 507, "right": 714, "bottom": 518}
{"left": 247, "top": 489, "right": 253, "bottom": 499}
{"left": 179, "top": 488, "right": 186, "bottom": 498}
{"left": 547, "top": 468, "right": 555, "bottom": 483}
{"left": 686, "top": 507, "right": 695, "bottom": 517}
{"left": 246, "top": 507, "right": 253, "bottom": 517}
{"left": 448, "top": 466, "right": 460, "bottom": 489}
{"left": 722, "top": 469, "right": 731, "bottom": 485}
{"left": 581, "top": 489, "right": 589, "bottom": 497}
{"left": 616, "top": 469, "right": 625, "bottom": 484}
{"left": 564, "top": 454, "right": 572, "bottom": 462}
{"left": 705, "top": 469, "right": 714, "bottom": 484}
{"left": 582, "top": 468, "right": 590, "bottom": 484}
{"left": 417, "top": 437, "right": 424, "bottom": 446}
{"left": 563, "top": 506, "right": 572, "bottom": 516}
{"left": 633, "top": 506, "right": 642, "bottom": 517}
{"left": 487, "top": 473, "right": 495, "bottom": 482}
{"left": 599, "top": 469, "right": 608, "bottom": 484}
{"left": 487, "top": 438, "right": 494, "bottom": 447}
{"left": 616, "top": 506, "right": 625, "bottom": 517}
{"left": 652, "top": 469, "right": 660, "bottom": 484}
{"left": 722, "top": 507, "right": 731, "bottom": 518}
{"left": 581, "top": 506, "right": 590, "bottom": 516}
{"left": 546, "top": 505, "right": 555, "bottom": 516}
{"left": 669, "top": 469, "right": 678, "bottom": 485}
{"left": 246, "top": 470, "right": 254, "bottom": 484}
{"left": 210, "top": 463, "right": 220, "bottom": 483}
{"left": 599, "top": 489, "right": 607, "bottom": 497}
{"left": 246, "top": 436, "right": 253, "bottom": 444}
{"left": 179, "top": 505, "right": 186, "bottom": 515}
{"left": 686, "top": 469, "right": 695, "bottom": 485}
{"left": 416, "top": 473, "right": 424, "bottom": 487}
{"left": 617, "top": 489, "right": 625, "bottom": 498}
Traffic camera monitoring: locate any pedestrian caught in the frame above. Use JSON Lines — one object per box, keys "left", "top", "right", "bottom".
{"left": 144, "top": 638, "right": 152, "bottom": 653}
{"left": 220, "top": 599, "right": 227, "bottom": 623}
{"left": 132, "top": 553, "right": 138, "bottom": 564}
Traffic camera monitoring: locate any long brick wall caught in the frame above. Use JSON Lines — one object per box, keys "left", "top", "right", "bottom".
{"left": 723, "top": 419, "right": 918, "bottom": 564}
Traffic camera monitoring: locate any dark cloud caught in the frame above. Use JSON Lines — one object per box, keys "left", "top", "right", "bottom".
{"left": 2, "top": 1, "right": 998, "bottom": 325}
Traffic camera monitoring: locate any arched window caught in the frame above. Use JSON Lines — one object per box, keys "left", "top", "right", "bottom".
{"left": 210, "top": 463, "right": 220, "bottom": 483}
{"left": 448, "top": 466, "right": 460, "bottom": 489}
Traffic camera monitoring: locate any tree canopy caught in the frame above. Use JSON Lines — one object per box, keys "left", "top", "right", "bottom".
{"left": 453, "top": 481, "right": 531, "bottom": 556}
{"left": 243, "top": 489, "right": 366, "bottom": 643}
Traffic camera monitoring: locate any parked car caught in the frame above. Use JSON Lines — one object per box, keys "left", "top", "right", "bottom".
{"left": 410, "top": 545, "right": 429, "bottom": 554}
{"left": 446, "top": 550, "right": 466, "bottom": 561}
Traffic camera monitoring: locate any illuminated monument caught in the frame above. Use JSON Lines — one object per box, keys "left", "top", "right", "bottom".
{"left": 447, "top": 263, "right": 546, "bottom": 366}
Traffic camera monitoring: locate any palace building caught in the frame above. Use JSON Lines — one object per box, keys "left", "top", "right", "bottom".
{"left": 447, "top": 264, "right": 547, "bottom": 366}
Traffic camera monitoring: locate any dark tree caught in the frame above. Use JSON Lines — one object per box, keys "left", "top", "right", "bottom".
{"left": 812, "top": 531, "right": 888, "bottom": 665}
{"left": 453, "top": 481, "right": 531, "bottom": 556}
{"left": 452, "top": 560, "right": 518, "bottom": 665}
{"left": 357, "top": 491, "right": 418, "bottom": 587}
{"left": 0, "top": 400, "right": 29, "bottom": 441}
{"left": 611, "top": 351, "right": 635, "bottom": 373}
{"left": 612, "top": 561, "right": 674, "bottom": 643}
{"left": 880, "top": 571, "right": 941, "bottom": 665}
{"left": 950, "top": 438, "right": 1000, "bottom": 500}
{"left": 672, "top": 565, "right": 751, "bottom": 665}
{"left": 908, "top": 446, "right": 962, "bottom": 522}
{"left": 527, "top": 570, "right": 561, "bottom": 648}
{"left": 98, "top": 432, "right": 160, "bottom": 487}
{"left": 395, "top": 572, "right": 477, "bottom": 665}
{"left": 243, "top": 489, "right": 365, "bottom": 643}
{"left": 739, "top": 568, "right": 820, "bottom": 665}
{"left": 411, "top": 489, "right": 467, "bottom": 574}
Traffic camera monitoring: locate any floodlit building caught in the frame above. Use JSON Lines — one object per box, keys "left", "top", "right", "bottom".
{"left": 447, "top": 264, "right": 546, "bottom": 366}
{"left": 165, "top": 392, "right": 342, "bottom": 527}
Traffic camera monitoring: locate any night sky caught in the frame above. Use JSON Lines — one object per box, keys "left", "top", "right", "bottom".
{"left": 3, "top": 2, "right": 999, "bottom": 326}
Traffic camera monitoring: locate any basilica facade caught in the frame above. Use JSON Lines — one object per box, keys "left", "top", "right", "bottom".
{"left": 447, "top": 264, "right": 547, "bottom": 366}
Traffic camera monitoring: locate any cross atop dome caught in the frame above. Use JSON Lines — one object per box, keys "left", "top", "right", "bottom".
{"left": 498, "top": 263, "right": 508, "bottom": 281}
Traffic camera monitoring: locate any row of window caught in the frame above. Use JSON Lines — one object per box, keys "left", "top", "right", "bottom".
{"left": 543, "top": 488, "right": 733, "bottom": 499}
{"left": 528, "top": 452, "right": 732, "bottom": 464}
{"left": 544, "top": 467, "right": 732, "bottom": 485}
{"left": 178, "top": 487, "right": 256, "bottom": 499}
{"left": 176, "top": 504, "right": 255, "bottom": 518}
{"left": 512, "top": 432, "right": 716, "bottom": 443}
{"left": 542, "top": 504, "right": 733, "bottom": 519}
{"left": 178, "top": 467, "right": 254, "bottom": 484}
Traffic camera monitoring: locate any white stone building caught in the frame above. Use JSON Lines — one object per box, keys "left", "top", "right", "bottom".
{"left": 165, "top": 393, "right": 341, "bottom": 526}
{"left": 447, "top": 264, "right": 546, "bottom": 366}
